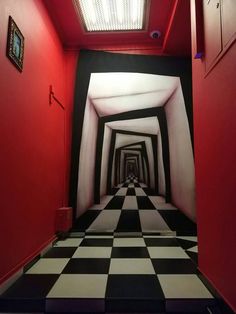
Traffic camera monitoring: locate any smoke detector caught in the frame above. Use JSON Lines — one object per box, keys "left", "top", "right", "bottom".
{"left": 150, "top": 30, "right": 161, "bottom": 39}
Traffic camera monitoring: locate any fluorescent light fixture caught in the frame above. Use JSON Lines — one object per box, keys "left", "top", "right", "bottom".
{"left": 74, "top": 0, "right": 146, "bottom": 32}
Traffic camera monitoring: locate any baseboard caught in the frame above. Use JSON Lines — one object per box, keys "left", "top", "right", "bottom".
{"left": 0, "top": 234, "right": 57, "bottom": 291}
{"left": 198, "top": 268, "right": 235, "bottom": 313}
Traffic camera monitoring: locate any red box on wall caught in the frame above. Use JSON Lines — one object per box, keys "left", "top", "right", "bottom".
{"left": 55, "top": 207, "right": 72, "bottom": 232}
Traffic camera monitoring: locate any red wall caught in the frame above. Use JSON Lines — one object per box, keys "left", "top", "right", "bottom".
{"left": 0, "top": 0, "right": 77, "bottom": 283}
{"left": 191, "top": 1, "right": 236, "bottom": 311}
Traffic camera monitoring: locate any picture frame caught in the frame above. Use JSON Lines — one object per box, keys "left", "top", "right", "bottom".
{"left": 6, "top": 16, "right": 24, "bottom": 72}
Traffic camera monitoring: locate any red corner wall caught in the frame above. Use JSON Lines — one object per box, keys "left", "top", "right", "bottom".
{"left": 0, "top": 0, "right": 77, "bottom": 284}
{"left": 191, "top": 1, "right": 236, "bottom": 311}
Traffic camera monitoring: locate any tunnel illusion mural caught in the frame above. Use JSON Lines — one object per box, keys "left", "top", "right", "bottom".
{"left": 70, "top": 50, "right": 195, "bottom": 234}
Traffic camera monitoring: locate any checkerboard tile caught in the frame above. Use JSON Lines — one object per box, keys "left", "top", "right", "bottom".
{"left": 72, "top": 246, "right": 112, "bottom": 258}
{"left": 47, "top": 274, "right": 108, "bottom": 298}
{"left": 26, "top": 259, "right": 69, "bottom": 274}
{"left": 1, "top": 179, "right": 217, "bottom": 313}
{"left": 158, "top": 274, "right": 213, "bottom": 299}
{"left": 122, "top": 195, "right": 138, "bottom": 209}
{"left": 1, "top": 234, "right": 216, "bottom": 313}
{"left": 115, "top": 187, "right": 127, "bottom": 195}
{"left": 109, "top": 258, "right": 155, "bottom": 274}
{"left": 62, "top": 258, "right": 110, "bottom": 274}
{"left": 148, "top": 246, "right": 190, "bottom": 259}
{"left": 54, "top": 238, "right": 83, "bottom": 247}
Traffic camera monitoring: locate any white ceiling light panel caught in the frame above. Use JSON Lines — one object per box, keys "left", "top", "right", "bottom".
{"left": 74, "top": 0, "right": 146, "bottom": 32}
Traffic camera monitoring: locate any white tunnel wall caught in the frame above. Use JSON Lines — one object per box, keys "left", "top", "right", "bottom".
{"left": 157, "top": 132, "right": 166, "bottom": 196}
{"left": 112, "top": 134, "right": 155, "bottom": 189}
{"left": 165, "top": 83, "right": 196, "bottom": 221}
{"left": 120, "top": 152, "right": 125, "bottom": 183}
{"left": 138, "top": 154, "right": 144, "bottom": 181}
{"left": 120, "top": 150, "right": 143, "bottom": 182}
{"left": 77, "top": 98, "right": 99, "bottom": 217}
{"left": 100, "top": 125, "right": 112, "bottom": 197}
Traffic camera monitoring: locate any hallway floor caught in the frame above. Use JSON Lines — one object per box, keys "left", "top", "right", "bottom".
{"left": 71, "top": 177, "right": 197, "bottom": 236}
{"left": 0, "top": 178, "right": 219, "bottom": 313}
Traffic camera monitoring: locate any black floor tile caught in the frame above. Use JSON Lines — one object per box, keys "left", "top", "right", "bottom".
{"left": 105, "top": 196, "right": 125, "bottom": 209}
{"left": 62, "top": 258, "right": 110, "bottom": 274}
{"left": 106, "top": 274, "right": 165, "bottom": 298}
{"left": 127, "top": 188, "right": 136, "bottom": 195}
{"left": 116, "top": 211, "right": 141, "bottom": 232}
{"left": 106, "top": 298, "right": 164, "bottom": 313}
{"left": 0, "top": 298, "right": 46, "bottom": 313}
{"left": 110, "top": 188, "right": 119, "bottom": 195}
{"left": 42, "top": 247, "right": 77, "bottom": 258}
{"left": 46, "top": 298, "right": 105, "bottom": 313}
{"left": 144, "top": 237, "right": 180, "bottom": 247}
{"left": 151, "top": 258, "right": 197, "bottom": 274}
{"left": 158, "top": 210, "right": 197, "bottom": 235}
{"left": 136, "top": 196, "right": 156, "bottom": 209}
{"left": 80, "top": 238, "right": 113, "bottom": 247}
{"left": 72, "top": 210, "right": 101, "bottom": 231}
{"left": 176, "top": 238, "right": 198, "bottom": 250}
{"left": 166, "top": 299, "right": 216, "bottom": 313}
{"left": 122, "top": 183, "right": 129, "bottom": 187}
{"left": 0, "top": 274, "right": 59, "bottom": 312}
{"left": 111, "top": 247, "right": 149, "bottom": 258}
{"left": 186, "top": 251, "right": 198, "bottom": 265}
{"left": 142, "top": 188, "right": 157, "bottom": 196}
{"left": 0, "top": 274, "right": 59, "bottom": 298}
{"left": 134, "top": 183, "right": 140, "bottom": 187}
{"left": 106, "top": 275, "right": 165, "bottom": 312}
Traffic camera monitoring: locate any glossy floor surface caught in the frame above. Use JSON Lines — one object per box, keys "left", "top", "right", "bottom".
{"left": 0, "top": 178, "right": 220, "bottom": 313}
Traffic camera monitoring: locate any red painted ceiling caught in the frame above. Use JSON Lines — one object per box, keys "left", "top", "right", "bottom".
{"left": 43, "top": 0, "right": 191, "bottom": 56}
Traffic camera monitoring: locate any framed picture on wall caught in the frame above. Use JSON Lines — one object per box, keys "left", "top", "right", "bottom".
{"left": 6, "top": 16, "right": 24, "bottom": 72}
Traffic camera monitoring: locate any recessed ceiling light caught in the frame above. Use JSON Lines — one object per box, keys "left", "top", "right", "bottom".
{"left": 74, "top": 0, "right": 147, "bottom": 32}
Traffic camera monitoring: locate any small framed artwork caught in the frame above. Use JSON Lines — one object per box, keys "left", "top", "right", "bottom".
{"left": 6, "top": 16, "right": 24, "bottom": 72}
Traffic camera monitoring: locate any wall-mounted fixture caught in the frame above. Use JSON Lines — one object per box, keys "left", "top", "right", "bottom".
{"left": 49, "top": 85, "right": 65, "bottom": 110}
{"left": 193, "top": 0, "right": 204, "bottom": 59}
{"left": 150, "top": 30, "right": 161, "bottom": 39}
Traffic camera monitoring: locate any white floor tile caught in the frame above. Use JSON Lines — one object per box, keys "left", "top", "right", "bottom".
{"left": 122, "top": 196, "right": 138, "bottom": 209}
{"left": 54, "top": 238, "right": 83, "bottom": 247}
{"left": 89, "top": 204, "right": 105, "bottom": 210}
{"left": 139, "top": 183, "right": 148, "bottom": 188}
{"left": 155, "top": 203, "right": 177, "bottom": 210}
{"left": 158, "top": 275, "right": 213, "bottom": 299}
{"left": 109, "top": 259, "right": 155, "bottom": 274}
{"left": 87, "top": 210, "right": 121, "bottom": 232}
{"left": 139, "top": 210, "right": 171, "bottom": 232}
{"left": 26, "top": 259, "right": 69, "bottom": 274}
{"left": 100, "top": 195, "right": 113, "bottom": 204}
{"left": 128, "top": 183, "right": 135, "bottom": 187}
{"left": 143, "top": 235, "right": 175, "bottom": 238}
{"left": 72, "top": 246, "right": 112, "bottom": 258}
{"left": 116, "top": 188, "right": 127, "bottom": 196}
{"left": 113, "top": 237, "right": 145, "bottom": 247}
{"left": 148, "top": 196, "right": 166, "bottom": 208}
{"left": 47, "top": 274, "right": 108, "bottom": 298}
{"left": 148, "top": 247, "right": 190, "bottom": 259}
{"left": 135, "top": 188, "right": 146, "bottom": 196}
{"left": 85, "top": 235, "right": 113, "bottom": 239}
{"left": 187, "top": 245, "right": 198, "bottom": 253}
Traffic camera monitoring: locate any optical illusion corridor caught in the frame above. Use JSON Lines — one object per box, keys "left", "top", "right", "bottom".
{"left": 0, "top": 52, "right": 225, "bottom": 313}
{"left": 1, "top": 176, "right": 217, "bottom": 313}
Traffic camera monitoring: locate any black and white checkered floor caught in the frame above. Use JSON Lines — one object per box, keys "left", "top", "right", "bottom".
{"left": 71, "top": 178, "right": 197, "bottom": 236}
{"left": 0, "top": 178, "right": 224, "bottom": 313}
